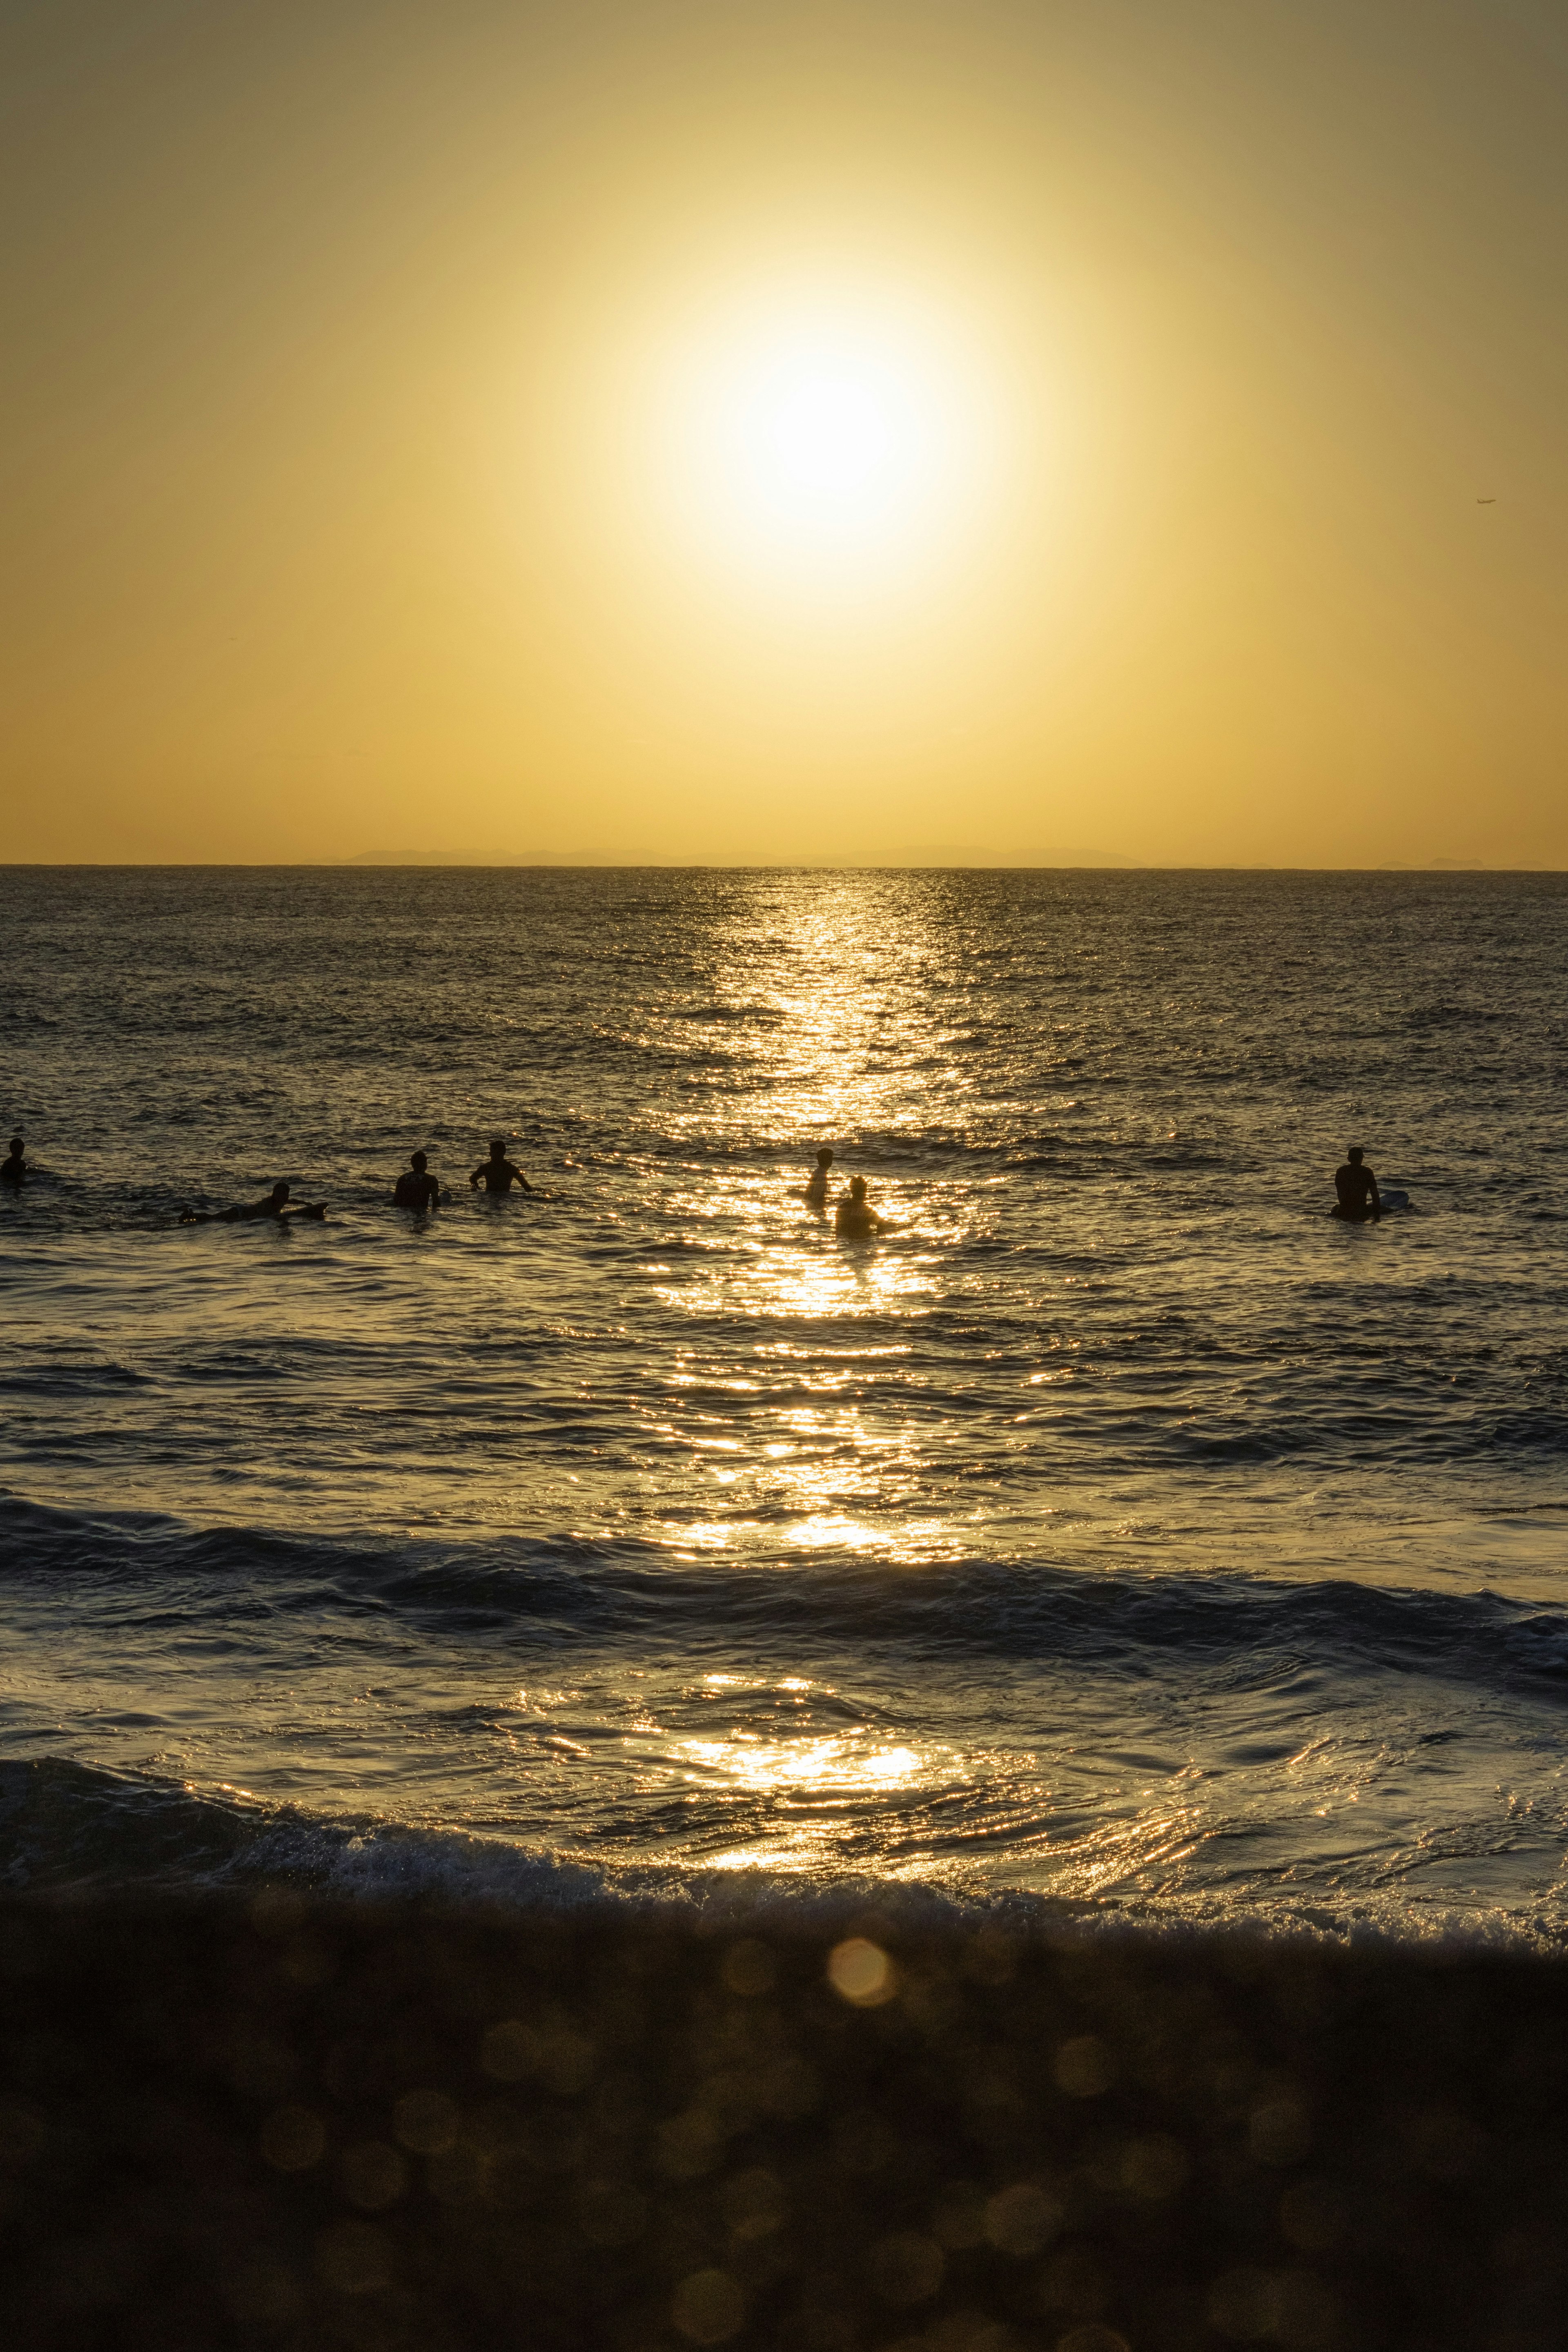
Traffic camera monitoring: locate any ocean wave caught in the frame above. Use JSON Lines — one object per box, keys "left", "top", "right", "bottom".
{"left": 5, "top": 1493, "right": 1568, "bottom": 1702}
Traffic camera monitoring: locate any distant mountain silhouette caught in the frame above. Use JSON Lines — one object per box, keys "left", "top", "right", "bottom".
{"left": 893, "top": 844, "right": 1143, "bottom": 868}
{"left": 347, "top": 851, "right": 482, "bottom": 865}
{"left": 345, "top": 850, "right": 617, "bottom": 866}
{"left": 345, "top": 846, "right": 1146, "bottom": 870}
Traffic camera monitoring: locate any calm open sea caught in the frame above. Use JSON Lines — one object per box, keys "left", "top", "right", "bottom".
{"left": 3, "top": 865, "right": 1567, "bottom": 1945}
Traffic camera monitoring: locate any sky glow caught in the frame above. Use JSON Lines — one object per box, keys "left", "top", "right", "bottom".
{"left": 5, "top": 0, "right": 1568, "bottom": 866}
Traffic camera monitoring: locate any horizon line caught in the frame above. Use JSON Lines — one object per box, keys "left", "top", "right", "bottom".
{"left": 2, "top": 858, "right": 1557, "bottom": 874}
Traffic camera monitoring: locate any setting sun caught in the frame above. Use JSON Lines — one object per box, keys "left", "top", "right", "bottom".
{"left": 657, "top": 292, "right": 998, "bottom": 584}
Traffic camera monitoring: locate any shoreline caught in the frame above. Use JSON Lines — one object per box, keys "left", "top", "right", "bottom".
{"left": 2, "top": 1894, "right": 1562, "bottom": 2350}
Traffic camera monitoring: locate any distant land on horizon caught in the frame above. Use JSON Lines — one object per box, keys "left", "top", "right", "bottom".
{"left": 340, "top": 849, "right": 1535, "bottom": 872}
{"left": 343, "top": 846, "right": 1150, "bottom": 869}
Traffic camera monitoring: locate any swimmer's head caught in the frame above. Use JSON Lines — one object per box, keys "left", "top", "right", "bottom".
{"left": 489, "top": 1139, "right": 506, "bottom": 1156}
{"left": 411, "top": 1151, "right": 428, "bottom": 1171}
{"left": 850, "top": 1176, "right": 867, "bottom": 1198}
{"left": 816, "top": 1147, "right": 834, "bottom": 1168}
{"left": 7, "top": 1138, "right": 20, "bottom": 1155}
{"left": 1348, "top": 1147, "right": 1364, "bottom": 1164}
{"left": 271, "top": 1182, "right": 291, "bottom": 1203}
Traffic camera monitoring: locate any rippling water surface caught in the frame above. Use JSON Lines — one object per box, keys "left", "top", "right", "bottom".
{"left": 3, "top": 866, "right": 1567, "bottom": 1941}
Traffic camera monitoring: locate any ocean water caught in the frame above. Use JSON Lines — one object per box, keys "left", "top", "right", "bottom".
{"left": 3, "top": 864, "right": 1568, "bottom": 1947}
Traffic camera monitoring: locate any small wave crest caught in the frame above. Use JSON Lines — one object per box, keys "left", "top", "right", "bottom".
{"left": 4, "top": 1757, "right": 1566, "bottom": 1959}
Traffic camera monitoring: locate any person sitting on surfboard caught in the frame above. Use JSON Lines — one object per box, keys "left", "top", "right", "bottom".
{"left": 835, "top": 1174, "right": 888, "bottom": 1239}
{"left": 1332, "top": 1147, "right": 1381, "bottom": 1221}
{"left": 470, "top": 1139, "right": 535, "bottom": 1194}
{"left": 1, "top": 1136, "right": 26, "bottom": 1185}
{"left": 180, "top": 1182, "right": 325, "bottom": 1224}
{"left": 805, "top": 1146, "right": 835, "bottom": 1209}
{"left": 394, "top": 1151, "right": 443, "bottom": 1211}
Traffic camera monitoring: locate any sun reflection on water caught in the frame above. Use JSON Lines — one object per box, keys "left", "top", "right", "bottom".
{"left": 597, "top": 876, "right": 1016, "bottom": 1573}
{"left": 677, "top": 1732, "right": 924, "bottom": 1794}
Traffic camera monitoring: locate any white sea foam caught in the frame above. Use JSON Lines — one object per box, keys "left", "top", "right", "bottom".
{"left": 7, "top": 1755, "right": 1568, "bottom": 1962}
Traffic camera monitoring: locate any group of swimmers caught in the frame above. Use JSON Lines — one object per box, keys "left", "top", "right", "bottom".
{"left": 0, "top": 1133, "right": 540, "bottom": 1221}
{"left": 0, "top": 1127, "right": 1394, "bottom": 1229}
{"left": 391, "top": 1140, "right": 536, "bottom": 1209}
{"left": 165, "top": 1142, "right": 886, "bottom": 1232}
{"left": 176, "top": 1140, "right": 537, "bottom": 1223}
{"left": 173, "top": 1139, "right": 539, "bottom": 1223}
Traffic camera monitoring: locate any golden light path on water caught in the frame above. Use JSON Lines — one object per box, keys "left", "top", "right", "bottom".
{"left": 578, "top": 879, "right": 1054, "bottom": 1877}
{"left": 526, "top": 852, "right": 985, "bottom": 1889}
{"left": 643, "top": 877, "right": 984, "bottom": 1585}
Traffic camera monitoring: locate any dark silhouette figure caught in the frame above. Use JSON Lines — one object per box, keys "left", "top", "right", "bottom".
{"left": 805, "top": 1146, "right": 835, "bottom": 1209}
{"left": 1332, "top": 1147, "right": 1381, "bottom": 1221}
{"left": 394, "top": 1152, "right": 443, "bottom": 1211}
{"left": 1, "top": 1136, "right": 24, "bottom": 1184}
{"left": 470, "top": 1140, "right": 534, "bottom": 1195}
{"left": 834, "top": 1174, "right": 888, "bottom": 1239}
{"left": 181, "top": 1182, "right": 325, "bottom": 1225}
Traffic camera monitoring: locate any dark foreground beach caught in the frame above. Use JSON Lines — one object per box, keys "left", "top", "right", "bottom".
{"left": 0, "top": 1898, "right": 1561, "bottom": 2352}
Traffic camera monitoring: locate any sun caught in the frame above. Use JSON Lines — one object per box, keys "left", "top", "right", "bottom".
{"left": 646, "top": 283, "right": 1002, "bottom": 595}
{"left": 713, "top": 324, "right": 948, "bottom": 544}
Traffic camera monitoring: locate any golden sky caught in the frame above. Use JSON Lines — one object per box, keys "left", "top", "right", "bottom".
{"left": 4, "top": 0, "right": 1566, "bottom": 867}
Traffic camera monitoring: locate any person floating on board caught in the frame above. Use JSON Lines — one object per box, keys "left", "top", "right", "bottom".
{"left": 180, "top": 1182, "right": 326, "bottom": 1225}
{"left": 470, "top": 1139, "right": 535, "bottom": 1195}
{"left": 394, "top": 1151, "right": 444, "bottom": 1211}
{"left": 834, "top": 1174, "right": 889, "bottom": 1239}
{"left": 804, "top": 1146, "right": 835, "bottom": 1209}
{"left": 1, "top": 1136, "right": 25, "bottom": 1184}
{"left": 1332, "top": 1146, "right": 1381, "bottom": 1221}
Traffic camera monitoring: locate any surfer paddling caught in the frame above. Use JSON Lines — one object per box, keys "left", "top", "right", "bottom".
{"left": 180, "top": 1182, "right": 326, "bottom": 1225}
{"left": 1332, "top": 1146, "right": 1381, "bottom": 1222}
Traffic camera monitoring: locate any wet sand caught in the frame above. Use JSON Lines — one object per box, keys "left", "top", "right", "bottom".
{"left": 0, "top": 1896, "right": 1562, "bottom": 2351}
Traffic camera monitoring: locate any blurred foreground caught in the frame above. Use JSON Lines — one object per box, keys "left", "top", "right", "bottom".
{"left": 0, "top": 1896, "right": 1562, "bottom": 2351}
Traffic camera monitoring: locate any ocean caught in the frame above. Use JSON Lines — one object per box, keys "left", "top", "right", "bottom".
{"left": 4, "top": 863, "right": 1568, "bottom": 1949}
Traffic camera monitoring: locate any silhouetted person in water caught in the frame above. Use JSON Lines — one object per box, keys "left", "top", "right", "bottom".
{"left": 181, "top": 1182, "right": 325, "bottom": 1225}
{"left": 1, "top": 1136, "right": 24, "bottom": 1184}
{"left": 394, "top": 1151, "right": 442, "bottom": 1211}
{"left": 1333, "top": 1146, "right": 1381, "bottom": 1221}
{"left": 805, "top": 1146, "right": 835, "bottom": 1209}
{"left": 470, "top": 1139, "right": 535, "bottom": 1194}
{"left": 835, "top": 1174, "right": 888, "bottom": 1239}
